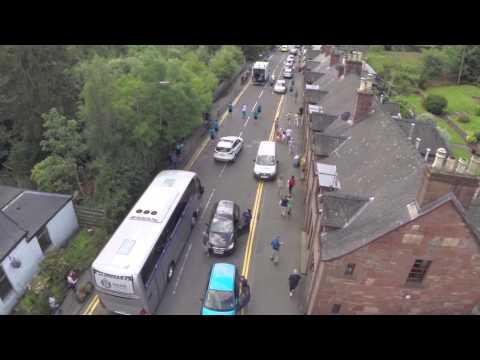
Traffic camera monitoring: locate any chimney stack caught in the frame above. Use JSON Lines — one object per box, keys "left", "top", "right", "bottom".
{"left": 408, "top": 122, "right": 416, "bottom": 140}
{"left": 345, "top": 51, "right": 364, "bottom": 76}
{"left": 353, "top": 75, "right": 375, "bottom": 123}
{"left": 330, "top": 51, "right": 341, "bottom": 67}
{"left": 417, "top": 153, "right": 480, "bottom": 210}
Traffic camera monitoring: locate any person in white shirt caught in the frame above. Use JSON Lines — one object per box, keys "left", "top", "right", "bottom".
{"left": 285, "top": 128, "right": 293, "bottom": 143}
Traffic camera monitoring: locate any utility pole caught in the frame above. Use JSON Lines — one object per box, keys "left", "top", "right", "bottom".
{"left": 457, "top": 45, "right": 466, "bottom": 85}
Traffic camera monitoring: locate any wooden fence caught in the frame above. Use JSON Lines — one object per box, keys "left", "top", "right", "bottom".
{"left": 75, "top": 206, "right": 107, "bottom": 228}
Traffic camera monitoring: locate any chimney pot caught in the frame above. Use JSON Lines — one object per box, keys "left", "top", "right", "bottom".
{"left": 456, "top": 158, "right": 468, "bottom": 174}
{"left": 444, "top": 156, "right": 457, "bottom": 172}
{"left": 415, "top": 137, "right": 421, "bottom": 150}
{"left": 408, "top": 122, "right": 416, "bottom": 140}
{"left": 466, "top": 155, "right": 480, "bottom": 176}
{"left": 432, "top": 148, "right": 447, "bottom": 169}
{"left": 424, "top": 148, "right": 431, "bottom": 162}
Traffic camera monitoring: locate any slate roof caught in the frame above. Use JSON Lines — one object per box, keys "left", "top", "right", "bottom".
{"left": 304, "top": 71, "right": 325, "bottom": 85}
{"left": 306, "top": 49, "right": 322, "bottom": 60}
{"left": 2, "top": 190, "right": 71, "bottom": 241}
{"left": 0, "top": 186, "right": 23, "bottom": 209}
{"left": 0, "top": 211, "right": 26, "bottom": 260}
{"left": 381, "top": 102, "right": 401, "bottom": 117}
{"left": 335, "top": 45, "right": 370, "bottom": 54}
{"left": 394, "top": 118, "right": 450, "bottom": 160}
{"left": 321, "top": 192, "right": 371, "bottom": 229}
{"left": 305, "top": 61, "right": 321, "bottom": 71}
{"left": 317, "top": 106, "right": 426, "bottom": 260}
{"left": 312, "top": 133, "right": 349, "bottom": 157}
{"left": 310, "top": 113, "right": 338, "bottom": 132}
{"left": 304, "top": 88, "right": 329, "bottom": 104}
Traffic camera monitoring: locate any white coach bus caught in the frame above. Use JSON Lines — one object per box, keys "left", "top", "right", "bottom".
{"left": 92, "top": 170, "right": 204, "bottom": 315}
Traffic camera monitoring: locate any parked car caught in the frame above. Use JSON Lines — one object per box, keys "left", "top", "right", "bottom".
{"left": 201, "top": 263, "right": 240, "bottom": 315}
{"left": 280, "top": 45, "right": 289, "bottom": 52}
{"left": 289, "top": 47, "right": 298, "bottom": 55}
{"left": 204, "top": 200, "right": 241, "bottom": 256}
{"left": 285, "top": 59, "right": 294, "bottom": 67}
{"left": 274, "top": 79, "right": 287, "bottom": 94}
{"left": 283, "top": 67, "right": 293, "bottom": 78}
{"left": 287, "top": 54, "right": 295, "bottom": 62}
{"left": 214, "top": 136, "right": 243, "bottom": 162}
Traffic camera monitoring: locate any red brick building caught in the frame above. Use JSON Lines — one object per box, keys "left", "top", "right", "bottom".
{"left": 301, "top": 46, "right": 480, "bottom": 315}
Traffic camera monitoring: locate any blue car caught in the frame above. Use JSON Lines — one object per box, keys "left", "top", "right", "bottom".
{"left": 201, "top": 263, "right": 240, "bottom": 315}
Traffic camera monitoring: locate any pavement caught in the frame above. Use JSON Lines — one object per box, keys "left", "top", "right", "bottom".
{"left": 80, "top": 49, "right": 307, "bottom": 315}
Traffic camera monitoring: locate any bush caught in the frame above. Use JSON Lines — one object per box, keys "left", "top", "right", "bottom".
{"left": 457, "top": 113, "right": 471, "bottom": 123}
{"left": 436, "top": 126, "right": 451, "bottom": 143}
{"left": 14, "top": 228, "right": 108, "bottom": 314}
{"left": 466, "top": 133, "right": 478, "bottom": 144}
{"left": 475, "top": 131, "right": 480, "bottom": 141}
{"left": 416, "top": 112, "right": 437, "bottom": 123}
{"left": 424, "top": 94, "right": 448, "bottom": 115}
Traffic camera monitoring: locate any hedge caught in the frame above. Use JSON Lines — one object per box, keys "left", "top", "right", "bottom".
{"left": 13, "top": 228, "right": 108, "bottom": 315}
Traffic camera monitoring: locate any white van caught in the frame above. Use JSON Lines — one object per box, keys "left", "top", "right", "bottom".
{"left": 253, "top": 141, "right": 277, "bottom": 180}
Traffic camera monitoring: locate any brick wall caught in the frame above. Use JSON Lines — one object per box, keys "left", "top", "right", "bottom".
{"left": 310, "top": 200, "right": 480, "bottom": 315}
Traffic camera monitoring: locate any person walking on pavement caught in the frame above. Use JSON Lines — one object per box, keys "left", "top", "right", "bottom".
{"left": 213, "top": 119, "right": 219, "bottom": 133}
{"left": 287, "top": 195, "right": 294, "bottom": 216}
{"left": 208, "top": 126, "right": 216, "bottom": 140}
{"left": 294, "top": 113, "right": 300, "bottom": 128}
{"left": 270, "top": 236, "right": 283, "bottom": 265}
{"left": 191, "top": 208, "right": 199, "bottom": 230}
{"left": 294, "top": 89, "right": 298, "bottom": 103}
{"left": 238, "top": 276, "right": 251, "bottom": 311}
{"left": 241, "top": 104, "right": 247, "bottom": 119}
{"left": 288, "top": 176, "right": 296, "bottom": 195}
{"left": 286, "top": 112, "right": 291, "bottom": 127}
{"left": 202, "top": 226, "right": 210, "bottom": 255}
{"left": 288, "top": 269, "right": 301, "bottom": 297}
{"left": 285, "top": 128, "right": 293, "bottom": 143}
{"left": 279, "top": 195, "right": 289, "bottom": 217}
{"left": 288, "top": 137, "right": 295, "bottom": 155}
{"left": 49, "top": 295, "right": 61, "bottom": 314}
{"left": 67, "top": 270, "right": 78, "bottom": 291}
{"left": 228, "top": 103, "right": 233, "bottom": 116}
{"left": 257, "top": 104, "right": 262, "bottom": 115}
{"left": 242, "top": 208, "right": 252, "bottom": 233}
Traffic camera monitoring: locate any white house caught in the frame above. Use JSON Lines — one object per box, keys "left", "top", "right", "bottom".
{"left": 0, "top": 186, "right": 79, "bottom": 314}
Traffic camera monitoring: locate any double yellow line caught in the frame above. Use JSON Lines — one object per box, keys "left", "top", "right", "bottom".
{"left": 241, "top": 94, "right": 285, "bottom": 279}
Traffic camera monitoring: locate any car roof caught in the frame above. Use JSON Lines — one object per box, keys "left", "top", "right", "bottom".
{"left": 209, "top": 263, "right": 236, "bottom": 292}
{"left": 216, "top": 200, "right": 235, "bottom": 216}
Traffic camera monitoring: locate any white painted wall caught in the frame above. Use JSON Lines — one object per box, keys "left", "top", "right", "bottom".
{"left": 46, "top": 201, "right": 79, "bottom": 247}
{"left": 0, "top": 236, "right": 44, "bottom": 315}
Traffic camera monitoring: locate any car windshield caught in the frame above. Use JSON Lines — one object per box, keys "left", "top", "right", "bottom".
{"left": 256, "top": 155, "right": 275, "bottom": 166}
{"left": 210, "top": 216, "right": 233, "bottom": 234}
{"left": 216, "top": 146, "right": 231, "bottom": 153}
{"left": 204, "top": 289, "right": 236, "bottom": 311}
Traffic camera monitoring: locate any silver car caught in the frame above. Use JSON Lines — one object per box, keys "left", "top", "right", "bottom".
{"left": 214, "top": 136, "right": 244, "bottom": 162}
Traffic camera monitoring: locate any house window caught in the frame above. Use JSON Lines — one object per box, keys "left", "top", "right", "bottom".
{"left": 406, "top": 259, "right": 431, "bottom": 285}
{"left": 332, "top": 304, "right": 341, "bottom": 314}
{"left": 345, "top": 263, "right": 355, "bottom": 277}
{"left": 0, "top": 266, "right": 14, "bottom": 301}
{"left": 37, "top": 227, "right": 53, "bottom": 253}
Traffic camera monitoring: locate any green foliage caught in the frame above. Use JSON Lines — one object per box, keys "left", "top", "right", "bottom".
{"left": 425, "top": 94, "right": 448, "bottom": 115}
{"left": 394, "top": 98, "right": 415, "bottom": 118}
{"left": 31, "top": 155, "right": 77, "bottom": 193}
{"left": 436, "top": 126, "right": 451, "bottom": 143}
{"left": 209, "top": 45, "right": 244, "bottom": 82}
{"left": 460, "top": 46, "right": 480, "bottom": 84}
{"left": 240, "top": 45, "right": 273, "bottom": 61}
{"left": 14, "top": 228, "right": 109, "bottom": 314}
{"left": 476, "top": 107, "right": 480, "bottom": 116}
{"left": 456, "top": 113, "right": 471, "bottom": 123}
{"left": 416, "top": 112, "right": 437, "bottom": 123}
{"left": 421, "top": 50, "right": 445, "bottom": 81}
{"left": 466, "top": 132, "right": 478, "bottom": 144}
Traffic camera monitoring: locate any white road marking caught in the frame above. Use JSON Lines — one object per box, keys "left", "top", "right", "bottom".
{"left": 244, "top": 117, "right": 250, "bottom": 127}
{"left": 259, "top": 89, "right": 264, "bottom": 98}
{"left": 239, "top": 130, "right": 243, "bottom": 137}
{"left": 172, "top": 241, "right": 192, "bottom": 295}
{"left": 201, "top": 188, "right": 216, "bottom": 219}
{"left": 218, "top": 163, "right": 227, "bottom": 178}
{"left": 251, "top": 102, "right": 258, "bottom": 112}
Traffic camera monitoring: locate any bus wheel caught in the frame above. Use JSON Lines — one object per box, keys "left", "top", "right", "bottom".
{"left": 167, "top": 262, "right": 176, "bottom": 282}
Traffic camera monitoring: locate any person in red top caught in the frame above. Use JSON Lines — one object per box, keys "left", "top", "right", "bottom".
{"left": 288, "top": 176, "right": 296, "bottom": 195}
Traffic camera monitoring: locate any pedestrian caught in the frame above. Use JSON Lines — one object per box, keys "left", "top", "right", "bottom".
{"left": 287, "top": 195, "right": 293, "bottom": 216}
{"left": 242, "top": 208, "right": 252, "bottom": 233}
{"left": 175, "top": 142, "right": 184, "bottom": 156}
{"left": 254, "top": 112, "right": 258, "bottom": 121}
{"left": 298, "top": 107, "right": 304, "bottom": 117}
{"left": 288, "top": 176, "right": 296, "bottom": 195}
{"left": 208, "top": 127, "right": 216, "bottom": 140}
{"left": 288, "top": 138, "right": 295, "bottom": 155}
{"left": 257, "top": 104, "right": 262, "bottom": 114}
{"left": 49, "top": 295, "right": 61, "bottom": 314}
{"left": 279, "top": 195, "right": 289, "bottom": 217}
{"left": 238, "top": 276, "right": 251, "bottom": 311}
{"left": 294, "top": 113, "right": 300, "bottom": 128}
{"left": 270, "top": 236, "right": 283, "bottom": 264}
{"left": 228, "top": 103, "right": 233, "bottom": 115}
{"left": 67, "top": 270, "right": 78, "bottom": 291}
{"left": 213, "top": 119, "right": 219, "bottom": 133}
{"left": 294, "top": 89, "right": 298, "bottom": 104}
{"left": 282, "top": 129, "right": 287, "bottom": 143}
{"left": 286, "top": 112, "right": 291, "bottom": 127}
{"left": 168, "top": 151, "right": 177, "bottom": 169}
{"left": 277, "top": 175, "right": 284, "bottom": 197}
{"left": 270, "top": 74, "right": 275, "bottom": 87}
{"left": 202, "top": 227, "right": 210, "bottom": 255}
{"left": 285, "top": 128, "right": 293, "bottom": 143}
{"left": 191, "top": 208, "right": 199, "bottom": 230}
{"left": 288, "top": 269, "right": 301, "bottom": 297}
{"left": 241, "top": 104, "right": 247, "bottom": 120}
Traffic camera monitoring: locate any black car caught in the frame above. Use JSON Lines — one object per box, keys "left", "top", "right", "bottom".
{"left": 204, "top": 200, "right": 241, "bottom": 256}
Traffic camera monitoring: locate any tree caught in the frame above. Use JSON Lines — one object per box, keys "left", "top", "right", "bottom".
{"left": 240, "top": 45, "right": 273, "bottom": 61}
{"left": 209, "top": 46, "right": 244, "bottom": 82}
{"left": 31, "top": 108, "right": 87, "bottom": 194}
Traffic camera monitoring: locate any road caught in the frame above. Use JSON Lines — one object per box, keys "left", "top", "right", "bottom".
{"left": 86, "top": 48, "right": 305, "bottom": 315}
